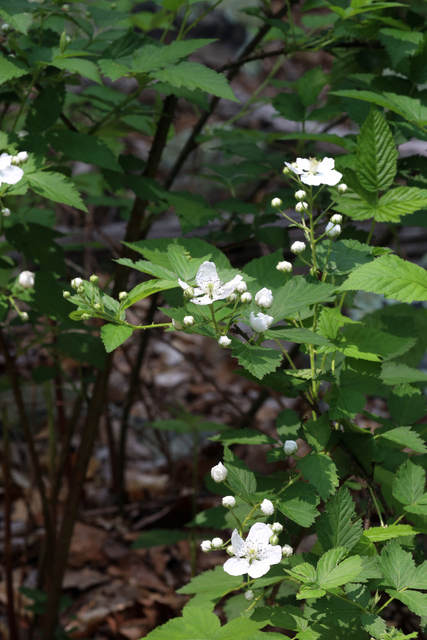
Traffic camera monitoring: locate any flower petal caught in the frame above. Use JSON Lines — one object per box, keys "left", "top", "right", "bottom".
{"left": 247, "top": 559, "right": 271, "bottom": 579}
{"left": 246, "top": 522, "right": 272, "bottom": 546}
{"left": 223, "top": 557, "right": 250, "bottom": 576}
{"left": 196, "top": 261, "right": 221, "bottom": 291}
{"left": 222, "top": 275, "right": 243, "bottom": 297}
{"left": 231, "top": 529, "right": 245, "bottom": 556}
{"left": 300, "top": 174, "right": 323, "bottom": 186}
{"left": 178, "top": 278, "right": 189, "bottom": 290}
{"left": 0, "top": 153, "right": 12, "bottom": 170}
{"left": 318, "top": 157, "right": 335, "bottom": 172}
{"left": 284, "top": 162, "right": 301, "bottom": 175}
{"left": 318, "top": 169, "right": 342, "bottom": 186}
{"left": 263, "top": 544, "right": 283, "bottom": 566}
{"left": 295, "top": 157, "right": 311, "bottom": 172}
{"left": 190, "top": 294, "right": 214, "bottom": 305}
{"left": 0, "top": 164, "right": 24, "bottom": 185}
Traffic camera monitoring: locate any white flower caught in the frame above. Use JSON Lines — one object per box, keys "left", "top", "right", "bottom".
{"left": 211, "top": 461, "right": 227, "bottom": 483}
{"left": 284, "top": 440, "right": 298, "bottom": 455}
{"left": 255, "top": 288, "right": 273, "bottom": 309}
{"left": 285, "top": 157, "right": 342, "bottom": 187}
{"left": 330, "top": 214, "right": 342, "bottom": 224}
{"left": 338, "top": 183, "right": 347, "bottom": 193}
{"left": 222, "top": 495, "right": 236, "bottom": 509}
{"left": 172, "top": 319, "right": 183, "bottom": 330}
{"left": 295, "top": 201, "right": 308, "bottom": 213}
{"left": 272, "top": 522, "right": 283, "bottom": 534}
{"left": 236, "top": 281, "right": 247, "bottom": 294}
{"left": 212, "top": 537, "right": 223, "bottom": 549}
{"left": 260, "top": 499, "right": 274, "bottom": 516}
{"left": 325, "top": 221, "right": 341, "bottom": 238}
{"left": 1, "top": 23, "right": 11, "bottom": 33}
{"left": 20, "top": 311, "right": 29, "bottom": 322}
{"left": 183, "top": 315, "right": 195, "bottom": 327}
{"left": 250, "top": 311, "right": 274, "bottom": 333}
{"left": 71, "top": 277, "right": 83, "bottom": 290}
{"left": 294, "top": 190, "right": 306, "bottom": 200}
{"left": 17, "top": 130, "right": 28, "bottom": 139}
{"left": 276, "top": 261, "right": 292, "bottom": 273}
{"left": 291, "top": 241, "right": 306, "bottom": 255}
{"left": 245, "top": 590, "right": 255, "bottom": 601}
{"left": 271, "top": 197, "right": 282, "bottom": 208}
{"left": 0, "top": 153, "right": 24, "bottom": 187}
{"left": 241, "top": 292, "right": 252, "bottom": 304}
{"left": 2, "top": 208, "right": 10, "bottom": 217}
{"left": 218, "top": 335, "right": 231, "bottom": 348}
{"left": 282, "top": 544, "right": 293, "bottom": 558}
{"left": 18, "top": 270, "right": 35, "bottom": 289}
{"left": 178, "top": 261, "right": 242, "bottom": 306}
{"left": 201, "top": 540, "right": 212, "bottom": 552}
{"left": 223, "top": 522, "right": 282, "bottom": 579}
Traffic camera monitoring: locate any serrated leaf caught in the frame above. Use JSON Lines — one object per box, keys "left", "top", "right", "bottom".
{"left": 317, "top": 487, "right": 363, "bottom": 552}
{"left": 276, "top": 409, "right": 302, "bottom": 442}
{"left": 356, "top": 108, "right": 397, "bottom": 192}
{"left": 0, "top": 55, "right": 27, "bottom": 84}
{"left": 223, "top": 446, "right": 257, "bottom": 499}
{"left": 336, "top": 187, "right": 427, "bottom": 223}
{"left": 151, "top": 62, "right": 238, "bottom": 102}
{"left": 331, "top": 89, "right": 427, "bottom": 126}
{"left": 317, "top": 549, "right": 362, "bottom": 589}
{"left": 378, "top": 426, "right": 427, "bottom": 453}
{"left": 387, "top": 589, "right": 427, "bottom": 617}
{"left": 26, "top": 83, "right": 66, "bottom": 133}
{"left": 278, "top": 483, "right": 319, "bottom": 527}
{"left": 231, "top": 342, "right": 283, "bottom": 380}
{"left": 380, "top": 361, "right": 427, "bottom": 385}
{"left": 273, "top": 277, "right": 336, "bottom": 320}
{"left": 378, "top": 541, "right": 416, "bottom": 590}
{"left": 176, "top": 566, "right": 242, "bottom": 607}
{"left": 315, "top": 239, "right": 373, "bottom": 275}
{"left": 0, "top": 8, "right": 32, "bottom": 34}
{"left": 296, "top": 66, "right": 327, "bottom": 108}
{"left": 362, "top": 524, "right": 423, "bottom": 543}
{"left": 298, "top": 453, "right": 339, "bottom": 501}
{"left": 388, "top": 384, "right": 427, "bottom": 426}
{"left": 51, "top": 57, "right": 102, "bottom": 84}
{"left": 360, "top": 612, "right": 387, "bottom": 638}
{"left": 27, "top": 172, "right": 87, "bottom": 212}
{"left": 100, "top": 324, "right": 133, "bottom": 352}
{"left": 46, "top": 130, "right": 122, "bottom": 172}
{"left": 265, "top": 327, "right": 330, "bottom": 346}
{"left": 122, "top": 279, "right": 178, "bottom": 310}
{"left": 341, "top": 254, "right": 427, "bottom": 302}
{"left": 210, "top": 428, "right": 276, "bottom": 445}
{"left": 98, "top": 58, "right": 130, "bottom": 81}
{"left": 303, "top": 414, "right": 331, "bottom": 453}
{"left": 132, "top": 39, "right": 216, "bottom": 73}
{"left": 379, "top": 28, "right": 423, "bottom": 68}
{"left": 392, "top": 459, "right": 426, "bottom": 508}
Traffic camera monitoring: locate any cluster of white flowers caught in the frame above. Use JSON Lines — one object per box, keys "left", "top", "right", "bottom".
{"left": 0, "top": 152, "right": 26, "bottom": 187}
{"left": 200, "top": 537, "right": 223, "bottom": 552}
{"left": 11, "top": 151, "right": 29, "bottom": 165}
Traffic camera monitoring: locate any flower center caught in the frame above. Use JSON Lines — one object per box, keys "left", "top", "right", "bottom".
{"left": 206, "top": 282, "right": 215, "bottom": 298}
{"left": 308, "top": 158, "right": 320, "bottom": 174}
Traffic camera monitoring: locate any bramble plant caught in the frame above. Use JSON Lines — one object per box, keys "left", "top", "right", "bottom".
{"left": 3, "top": 0, "right": 427, "bottom": 638}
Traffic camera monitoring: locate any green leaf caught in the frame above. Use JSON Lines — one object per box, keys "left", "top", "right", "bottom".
{"left": 122, "top": 279, "right": 178, "bottom": 310}
{"left": 362, "top": 524, "right": 423, "bottom": 543}
{"left": 152, "top": 62, "right": 238, "bottom": 102}
{"left": 278, "top": 483, "right": 320, "bottom": 527}
{"left": 51, "top": 57, "right": 102, "bottom": 84}
{"left": 144, "top": 605, "right": 222, "bottom": 639}
{"left": 360, "top": 612, "right": 387, "bottom": 638}
{"left": 317, "top": 548, "right": 362, "bottom": 589}
{"left": 100, "top": 324, "right": 133, "bottom": 353}
{"left": 317, "top": 487, "right": 363, "bottom": 552}
{"left": 303, "top": 414, "right": 331, "bottom": 453}
{"left": 274, "top": 277, "right": 336, "bottom": 320}
{"left": 210, "top": 428, "right": 276, "bottom": 445}
{"left": 223, "top": 446, "right": 257, "bottom": 499}
{"left": 336, "top": 186, "right": 427, "bottom": 223}
{"left": 388, "top": 384, "right": 426, "bottom": 426}
{"left": 27, "top": 172, "right": 87, "bottom": 212}
{"left": 56, "top": 333, "right": 105, "bottom": 369}
{"left": 132, "top": 529, "right": 187, "bottom": 549}
{"left": 341, "top": 254, "right": 427, "bottom": 303}
{"left": 379, "top": 541, "right": 416, "bottom": 590}
{"left": 26, "top": 83, "right": 65, "bottom": 133}
{"left": 378, "top": 426, "right": 427, "bottom": 453}
{"left": 387, "top": 589, "right": 427, "bottom": 618}
{"left": 296, "top": 66, "right": 327, "bottom": 108}
{"left": 298, "top": 453, "right": 339, "bottom": 501}
{"left": 272, "top": 93, "right": 305, "bottom": 121}
{"left": 132, "top": 39, "right": 216, "bottom": 73}
{"left": 6, "top": 223, "right": 65, "bottom": 275}
{"left": 164, "top": 191, "right": 218, "bottom": 234}
{"left": 380, "top": 361, "right": 427, "bottom": 385}
{"left": 315, "top": 239, "right": 373, "bottom": 275}
{"left": 265, "top": 327, "right": 330, "bottom": 346}
{"left": 379, "top": 28, "right": 423, "bottom": 68}
{"left": 331, "top": 89, "right": 427, "bottom": 126}
{"left": 329, "top": 366, "right": 377, "bottom": 420}
{"left": 276, "top": 409, "right": 302, "bottom": 442}
{"left": 0, "top": 55, "right": 27, "bottom": 84}
{"left": 231, "top": 342, "right": 283, "bottom": 380}
{"left": 46, "top": 130, "right": 122, "bottom": 172}
{"left": 0, "top": 7, "right": 32, "bottom": 34}
{"left": 356, "top": 108, "right": 397, "bottom": 192}
{"left": 177, "top": 566, "right": 243, "bottom": 608}
{"left": 392, "top": 459, "right": 427, "bottom": 510}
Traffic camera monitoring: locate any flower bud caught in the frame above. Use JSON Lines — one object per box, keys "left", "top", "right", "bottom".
{"left": 291, "top": 241, "right": 306, "bottom": 255}
{"left": 245, "top": 590, "right": 255, "bottom": 601}
{"left": 172, "top": 318, "right": 183, "bottom": 330}
{"left": 17, "top": 130, "right": 28, "bottom": 139}
{"left": 90, "top": 274, "right": 99, "bottom": 284}
{"left": 211, "top": 461, "right": 227, "bottom": 483}
{"left": 241, "top": 292, "right": 252, "bottom": 304}
{"left": 250, "top": 311, "right": 274, "bottom": 333}
{"left": 284, "top": 440, "right": 298, "bottom": 455}
{"left": 276, "top": 261, "right": 292, "bottom": 273}
{"left": 20, "top": 312, "right": 29, "bottom": 322}
{"left": 63, "top": 291, "right": 71, "bottom": 299}
{"left": 271, "top": 197, "right": 282, "bottom": 208}
{"left": 77, "top": 286, "right": 85, "bottom": 294}
{"left": 255, "top": 287, "right": 273, "bottom": 309}
{"left": 330, "top": 214, "right": 342, "bottom": 224}
{"left": 295, "top": 201, "right": 308, "bottom": 213}
{"left": 81, "top": 313, "right": 90, "bottom": 320}
{"left": 15, "top": 151, "right": 29, "bottom": 164}
{"left": 2, "top": 208, "right": 10, "bottom": 217}
{"left": 338, "top": 183, "right": 347, "bottom": 193}
{"left": 211, "top": 537, "right": 223, "bottom": 549}
{"left": 283, "top": 166, "right": 291, "bottom": 175}
{"left": 282, "top": 544, "right": 293, "bottom": 558}
{"left": 236, "top": 281, "right": 247, "bottom": 294}
{"left": 93, "top": 303, "right": 101, "bottom": 311}
{"left": 227, "top": 292, "right": 238, "bottom": 303}
{"left": 183, "top": 287, "right": 195, "bottom": 299}
{"left": 118, "top": 291, "right": 128, "bottom": 301}
{"left": 294, "top": 190, "right": 306, "bottom": 200}
{"left": 222, "top": 495, "right": 236, "bottom": 509}
{"left": 200, "top": 540, "right": 212, "bottom": 552}
{"left": 260, "top": 499, "right": 274, "bottom": 516}
{"left": 272, "top": 522, "right": 283, "bottom": 534}
{"left": 183, "top": 315, "right": 195, "bottom": 327}
{"left": 226, "top": 545, "right": 234, "bottom": 556}
{"left": 71, "top": 277, "right": 83, "bottom": 290}
{"left": 18, "top": 270, "right": 35, "bottom": 289}
{"left": 325, "top": 221, "right": 341, "bottom": 238}
{"left": 269, "top": 534, "right": 279, "bottom": 545}
{"left": 218, "top": 335, "right": 231, "bottom": 349}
